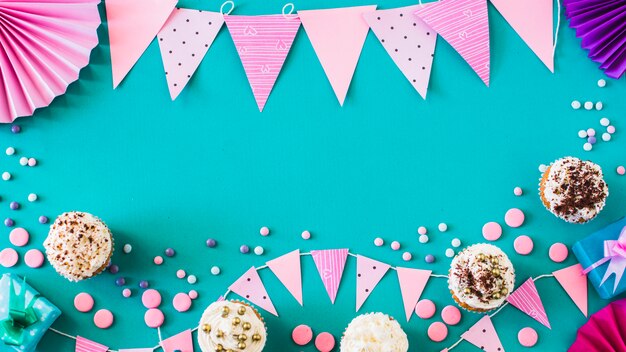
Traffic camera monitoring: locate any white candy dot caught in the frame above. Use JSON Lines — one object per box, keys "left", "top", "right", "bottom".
{"left": 571, "top": 100, "right": 581, "bottom": 109}
{"left": 27, "top": 193, "right": 37, "bottom": 202}
{"left": 210, "top": 266, "right": 221, "bottom": 275}
{"left": 418, "top": 234, "right": 429, "bottom": 244}
{"left": 602, "top": 133, "right": 611, "bottom": 142}
{"left": 438, "top": 223, "right": 448, "bottom": 232}
{"left": 595, "top": 102, "right": 603, "bottom": 111}
{"left": 600, "top": 118, "right": 610, "bottom": 126}
{"left": 5, "top": 147, "right": 15, "bottom": 156}
{"left": 2, "top": 172, "right": 11, "bottom": 181}
{"left": 539, "top": 164, "right": 547, "bottom": 173}
{"left": 254, "top": 246, "right": 264, "bottom": 255}
{"left": 577, "top": 130, "right": 587, "bottom": 138}
{"left": 587, "top": 128, "right": 596, "bottom": 137}
{"left": 27, "top": 158, "right": 37, "bottom": 167}
{"left": 584, "top": 101, "right": 594, "bottom": 110}
{"left": 583, "top": 142, "right": 593, "bottom": 151}
{"left": 451, "top": 238, "right": 461, "bottom": 248}
{"left": 598, "top": 79, "right": 606, "bottom": 88}
{"left": 187, "top": 275, "right": 197, "bottom": 284}
{"left": 445, "top": 248, "right": 455, "bottom": 258}
{"left": 123, "top": 244, "right": 132, "bottom": 254}
{"left": 19, "top": 157, "right": 28, "bottom": 166}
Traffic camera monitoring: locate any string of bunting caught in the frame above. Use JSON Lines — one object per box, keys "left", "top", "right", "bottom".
{"left": 47, "top": 248, "right": 589, "bottom": 352}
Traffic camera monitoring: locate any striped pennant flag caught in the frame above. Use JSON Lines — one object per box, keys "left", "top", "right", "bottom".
{"left": 507, "top": 278, "right": 551, "bottom": 329}
{"left": 76, "top": 336, "right": 108, "bottom": 352}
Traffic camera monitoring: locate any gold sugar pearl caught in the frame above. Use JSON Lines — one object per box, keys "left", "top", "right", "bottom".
{"left": 221, "top": 306, "right": 230, "bottom": 317}
{"left": 232, "top": 317, "right": 241, "bottom": 325}
{"left": 215, "top": 344, "right": 224, "bottom": 351}
{"left": 493, "top": 293, "right": 501, "bottom": 299}
{"left": 238, "top": 342, "right": 247, "bottom": 349}
{"left": 242, "top": 322, "right": 252, "bottom": 330}
{"left": 491, "top": 268, "right": 500, "bottom": 276}
{"left": 477, "top": 254, "right": 485, "bottom": 261}
{"left": 490, "top": 257, "right": 499, "bottom": 265}
{"left": 238, "top": 306, "right": 247, "bottom": 315}
{"left": 202, "top": 324, "right": 211, "bottom": 333}
{"left": 238, "top": 334, "right": 248, "bottom": 341}
{"left": 252, "top": 333, "right": 262, "bottom": 341}
{"left": 216, "top": 330, "right": 224, "bottom": 338}
{"left": 463, "top": 288, "right": 471, "bottom": 294}
{"left": 500, "top": 288, "right": 508, "bottom": 295}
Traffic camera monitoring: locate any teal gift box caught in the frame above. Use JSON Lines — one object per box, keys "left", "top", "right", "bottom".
{"left": 573, "top": 217, "right": 626, "bottom": 299}
{"left": 0, "top": 274, "right": 61, "bottom": 352}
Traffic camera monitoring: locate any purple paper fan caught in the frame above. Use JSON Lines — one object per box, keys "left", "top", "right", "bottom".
{"left": 564, "top": 0, "right": 626, "bottom": 78}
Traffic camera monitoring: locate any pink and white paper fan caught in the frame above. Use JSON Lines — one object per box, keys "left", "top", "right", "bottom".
{"left": 0, "top": 0, "right": 101, "bottom": 123}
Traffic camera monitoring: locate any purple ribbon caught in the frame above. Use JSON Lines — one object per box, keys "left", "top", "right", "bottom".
{"left": 583, "top": 226, "right": 626, "bottom": 293}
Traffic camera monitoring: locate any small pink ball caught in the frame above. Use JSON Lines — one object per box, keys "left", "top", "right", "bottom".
{"left": 617, "top": 166, "right": 625, "bottom": 175}
{"left": 122, "top": 289, "right": 132, "bottom": 298}
{"left": 260, "top": 226, "right": 270, "bottom": 236}
{"left": 301, "top": 230, "right": 311, "bottom": 240}
{"left": 188, "top": 290, "right": 199, "bottom": 300}
{"left": 514, "top": 187, "right": 523, "bottom": 196}
{"left": 417, "top": 226, "right": 427, "bottom": 235}
{"left": 391, "top": 241, "right": 401, "bottom": 250}
{"left": 153, "top": 256, "right": 163, "bottom": 265}
{"left": 27, "top": 158, "right": 37, "bottom": 167}
{"left": 374, "top": 237, "right": 384, "bottom": 246}
{"left": 607, "top": 125, "right": 616, "bottom": 134}
{"left": 402, "top": 252, "right": 412, "bottom": 261}
{"left": 176, "top": 269, "right": 186, "bottom": 279}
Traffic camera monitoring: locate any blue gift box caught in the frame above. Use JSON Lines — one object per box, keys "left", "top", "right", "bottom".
{"left": 0, "top": 274, "right": 62, "bottom": 352}
{"left": 573, "top": 217, "right": 626, "bottom": 299}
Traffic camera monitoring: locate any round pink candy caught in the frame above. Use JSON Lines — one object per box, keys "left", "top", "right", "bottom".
{"left": 24, "top": 249, "right": 44, "bottom": 268}
{"left": 292, "top": 324, "right": 313, "bottom": 346}
{"left": 514, "top": 235, "right": 534, "bottom": 255}
{"left": 260, "top": 226, "right": 270, "bottom": 236}
{"left": 617, "top": 166, "right": 625, "bottom": 175}
{"left": 428, "top": 322, "right": 448, "bottom": 342}
{"left": 74, "top": 293, "right": 94, "bottom": 313}
{"left": 518, "top": 327, "right": 538, "bottom": 347}
{"left": 549, "top": 243, "right": 569, "bottom": 263}
{"left": 188, "top": 290, "right": 198, "bottom": 299}
{"left": 176, "top": 269, "right": 186, "bottom": 279}
{"left": 482, "top": 222, "right": 502, "bottom": 241}
{"left": 374, "top": 237, "right": 384, "bottom": 246}
{"left": 301, "top": 230, "right": 311, "bottom": 240}
{"left": 94, "top": 309, "right": 114, "bottom": 329}
{"left": 144, "top": 308, "right": 165, "bottom": 328}
{"left": 173, "top": 293, "right": 192, "bottom": 312}
{"left": 315, "top": 332, "right": 335, "bottom": 352}
{"left": 418, "top": 226, "right": 427, "bottom": 235}
{"left": 122, "top": 289, "right": 132, "bottom": 298}
{"left": 514, "top": 187, "right": 523, "bottom": 196}
{"left": 0, "top": 248, "right": 18, "bottom": 267}
{"left": 391, "top": 241, "right": 401, "bottom": 250}
{"left": 415, "top": 299, "right": 436, "bottom": 319}
{"left": 505, "top": 208, "right": 525, "bottom": 228}
{"left": 141, "top": 289, "right": 162, "bottom": 309}
{"left": 441, "top": 305, "right": 461, "bottom": 325}
{"left": 153, "top": 256, "right": 163, "bottom": 265}
{"left": 608, "top": 125, "right": 616, "bottom": 134}
{"left": 402, "top": 252, "right": 412, "bottom": 261}
{"left": 9, "top": 228, "right": 29, "bottom": 247}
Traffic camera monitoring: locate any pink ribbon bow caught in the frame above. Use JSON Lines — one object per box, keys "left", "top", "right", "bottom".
{"left": 584, "top": 226, "right": 626, "bottom": 293}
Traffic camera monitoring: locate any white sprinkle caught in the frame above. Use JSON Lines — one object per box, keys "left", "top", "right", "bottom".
{"left": 583, "top": 142, "right": 593, "bottom": 151}
{"left": 584, "top": 101, "right": 594, "bottom": 110}
{"left": 451, "top": 238, "right": 461, "bottom": 247}
{"left": 598, "top": 79, "right": 606, "bottom": 88}
{"left": 27, "top": 193, "right": 37, "bottom": 202}
{"left": 5, "top": 147, "right": 15, "bottom": 156}
{"left": 602, "top": 133, "right": 611, "bottom": 142}
{"left": 123, "top": 244, "right": 132, "bottom": 254}
{"left": 187, "top": 275, "right": 197, "bottom": 284}
{"left": 587, "top": 128, "right": 596, "bottom": 137}
{"left": 19, "top": 157, "right": 28, "bottom": 166}
{"left": 539, "top": 164, "right": 547, "bottom": 173}
{"left": 254, "top": 246, "right": 264, "bottom": 255}
{"left": 571, "top": 100, "right": 581, "bottom": 109}
{"left": 438, "top": 223, "right": 448, "bottom": 232}
{"left": 595, "top": 102, "right": 603, "bottom": 111}
{"left": 600, "top": 118, "right": 610, "bottom": 127}
{"left": 445, "top": 248, "right": 455, "bottom": 258}
{"left": 210, "top": 266, "right": 221, "bottom": 275}
{"left": 2, "top": 172, "right": 10, "bottom": 181}
{"left": 418, "top": 234, "right": 429, "bottom": 244}
{"left": 577, "top": 130, "right": 587, "bottom": 138}
{"left": 27, "top": 158, "right": 37, "bottom": 167}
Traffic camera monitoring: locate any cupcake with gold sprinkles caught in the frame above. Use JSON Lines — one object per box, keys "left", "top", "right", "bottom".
{"left": 448, "top": 244, "right": 515, "bottom": 312}
{"left": 198, "top": 300, "right": 267, "bottom": 352}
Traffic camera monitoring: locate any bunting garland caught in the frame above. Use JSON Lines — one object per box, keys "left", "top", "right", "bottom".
{"left": 396, "top": 267, "right": 431, "bottom": 322}
{"left": 506, "top": 278, "right": 551, "bottom": 329}
{"left": 76, "top": 336, "right": 108, "bottom": 352}
{"left": 355, "top": 255, "right": 391, "bottom": 311}
{"left": 553, "top": 264, "right": 588, "bottom": 316}
{"left": 159, "top": 329, "right": 193, "bottom": 352}
{"left": 461, "top": 316, "right": 505, "bottom": 352}
{"left": 267, "top": 249, "right": 303, "bottom": 305}
{"left": 229, "top": 266, "right": 278, "bottom": 316}
{"left": 311, "top": 249, "right": 349, "bottom": 304}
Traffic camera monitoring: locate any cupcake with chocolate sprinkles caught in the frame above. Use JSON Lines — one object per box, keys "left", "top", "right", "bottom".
{"left": 44, "top": 211, "right": 113, "bottom": 282}
{"left": 198, "top": 300, "right": 267, "bottom": 352}
{"left": 448, "top": 244, "right": 515, "bottom": 313}
{"left": 539, "top": 156, "right": 608, "bottom": 223}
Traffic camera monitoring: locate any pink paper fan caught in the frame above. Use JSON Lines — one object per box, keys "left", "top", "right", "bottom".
{"left": 569, "top": 298, "right": 626, "bottom": 351}
{"left": 563, "top": 0, "right": 626, "bottom": 79}
{"left": 0, "top": 0, "right": 101, "bottom": 123}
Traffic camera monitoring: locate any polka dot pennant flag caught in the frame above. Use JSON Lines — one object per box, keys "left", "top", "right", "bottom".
{"left": 355, "top": 255, "right": 391, "bottom": 311}
{"left": 396, "top": 267, "right": 431, "bottom": 322}
{"left": 159, "top": 329, "right": 193, "bottom": 352}
{"left": 75, "top": 336, "right": 108, "bottom": 352}
{"left": 414, "top": 0, "right": 491, "bottom": 86}
{"left": 106, "top": 0, "right": 177, "bottom": 88}
{"left": 224, "top": 14, "right": 301, "bottom": 112}
{"left": 266, "top": 249, "right": 303, "bottom": 305}
{"left": 553, "top": 263, "right": 588, "bottom": 317}
{"left": 461, "top": 316, "right": 505, "bottom": 352}
{"left": 490, "top": 0, "right": 554, "bottom": 72}
{"left": 310, "top": 249, "right": 349, "bottom": 304}
{"left": 157, "top": 8, "right": 225, "bottom": 100}
{"left": 506, "top": 278, "right": 551, "bottom": 329}
{"left": 363, "top": 5, "right": 437, "bottom": 99}
{"left": 298, "top": 6, "right": 377, "bottom": 106}
{"left": 229, "top": 266, "right": 278, "bottom": 316}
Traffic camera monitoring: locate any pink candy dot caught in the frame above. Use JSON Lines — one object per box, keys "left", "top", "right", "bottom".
{"left": 441, "top": 305, "right": 461, "bottom": 325}
{"left": 415, "top": 299, "right": 436, "bottom": 319}
{"left": 188, "top": 290, "right": 198, "bottom": 300}
{"left": 292, "top": 324, "right": 313, "bottom": 346}
{"left": 144, "top": 308, "right": 165, "bottom": 328}
{"left": 24, "top": 249, "right": 44, "bottom": 268}
{"left": 549, "top": 243, "right": 569, "bottom": 263}
{"left": 402, "top": 252, "right": 412, "bottom": 261}
{"left": 391, "top": 241, "right": 401, "bottom": 250}
{"left": 94, "top": 309, "right": 114, "bottom": 329}
{"left": 608, "top": 125, "right": 616, "bottom": 134}
{"left": 173, "top": 293, "right": 192, "bottom": 312}
{"left": 482, "top": 222, "right": 502, "bottom": 241}
{"left": 505, "top": 208, "right": 525, "bottom": 228}
{"left": 418, "top": 226, "right": 427, "bottom": 235}
{"left": 617, "top": 166, "right": 625, "bottom": 175}
{"left": 176, "top": 269, "right": 186, "bottom": 279}
{"left": 514, "top": 235, "right": 534, "bottom": 255}
{"left": 428, "top": 322, "right": 448, "bottom": 342}
{"left": 122, "top": 289, "right": 132, "bottom": 298}
{"left": 141, "top": 289, "right": 162, "bottom": 309}
{"left": 0, "top": 248, "right": 18, "bottom": 267}
{"left": 153, "top": 256, "right": 163, "bottom": 265}
{"left": 9, "top": 227, "right": 29, "bottom": 247}
{"left": 314, "top": 332, "right": 335, "bottom": 352}
{"left": 260, "top": 226, "right": 270, "bottom": 236}
{"left": 514, "top": 187, "right": 523, "bottom": 196}
{"left": 374, "top": 237, "right": 384, "bottom": 246}
{"left": 74, "top": 293, "right": 94, "bottom": 313}
{"left": 518, "top": 327, "right": 538, "bottom": 347}
{"left": 301, "top": 230, "right": 311, "bottom": 240}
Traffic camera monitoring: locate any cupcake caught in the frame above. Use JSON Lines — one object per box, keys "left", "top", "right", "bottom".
{"left": 539, "top": 156, "right": 608, "bottom": 223}
{"left": 448, "top": 244, "right": 515, "bottom": 312}
{"left": 340, "top": 313, "right": 408, "bottom": 352}
{"left": 198, "top": 300, "right": 267, "bottom": 352}
{"left": 44, "top": 211, "right": 113, "bottom": 282}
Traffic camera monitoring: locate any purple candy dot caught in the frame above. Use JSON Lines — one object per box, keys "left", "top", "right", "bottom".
{"left": 240, "top": 245, "right": 250, "bottom": 254}
{"left": 9, "top": 202, "right": 19, "bottom": 210}
{"left": 109, "top": 264, "right": 119, "bottom": 274}
{"left": 425, "top": 254, "right": 435, "bottom": 263}
{"left": 588, "top": 136, "right": 597, "bottom": 145}
{"left": 206, "top": 239, "right": 217, "bottom": 248}
{"left": 165, "top": 248, "right": 175, "bottom": 257}
{"left": 38, "top": 216, "right": 48, "bottom": 224}
{"left": 4, "top": 218, "right": 14, "bottom": 227}
{"left": 115, "top": 277, "right": 126, "bottom": 286}
{"left": 139, "top": 280, "right": 149, "bottom": 289}
{"left": 11, "top": 125, "right": 21, "bottom": 134}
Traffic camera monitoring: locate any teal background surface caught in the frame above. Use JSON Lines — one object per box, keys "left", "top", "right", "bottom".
{"left": 2, "top": 0, "right": 626, "bottom": 351}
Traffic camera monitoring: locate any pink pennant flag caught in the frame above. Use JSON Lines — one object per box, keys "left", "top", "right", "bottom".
{"left": 553, "top": 264, "right": 588, "bottom": 317}
{"left": 225, "top": 14, "right": 301, "bottom": 112}
{"left": 396, "top": 267, "right": 431, "bottom": 321}
{"left": 267, "top": 249, "right": 303, "bottom": 305}
{"left": 363, "top": 5, "right": 437, "bottom": 99}
{"left": 490, "top": 0, "right": 554, "bottom": 72}
{"left": 160, "top": 329, "right": 193, "bottom": 352}
{"left": 463, "top": 316, "right": 505, "bottom": 351}
{"left": 158, "top": 8, "right": 225, "bottom": 100}
{"left": 311, "top": 249, "right": 349, "bottom": 304}
{"left": 298, "top": 5, "right": 377, "bottom": 106}
{"left": 76, "top": 336, "right": 108, "bottom": 352}
{"left": 506, "top": 278, "right": 551, "bottom": 329}
{"left": 355, "top": 255, "right": 391, "bottom": 311}
{"left": 120, "top": 349, "right": 154, "bottom": 352}
{"left": 106, "top": 0, "right": 177, "bottom": 88}
{"left": 229, "top": 266, "right": 278, "bottom": 316}
{"left": 414, "top": 0, "right": 491, "bottom": 86}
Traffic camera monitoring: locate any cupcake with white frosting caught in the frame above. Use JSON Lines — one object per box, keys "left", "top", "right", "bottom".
{"left": 448, "top": 244, "right": 515, "bottom": 312}
{"left": 539, "top": 156, "right": 608, "bottom": 223}
{"left": 44, "top": 211, "right": 113, "bottom": 282}
{"left": 340, "top": 313, "right": 408, "bottom": 352}
{"left": 198, "top": 300, "right": 266, "bottom": 352}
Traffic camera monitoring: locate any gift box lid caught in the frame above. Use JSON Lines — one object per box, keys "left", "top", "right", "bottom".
{"left": 573, "top": 217, "right": 626, "bottom": 299}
